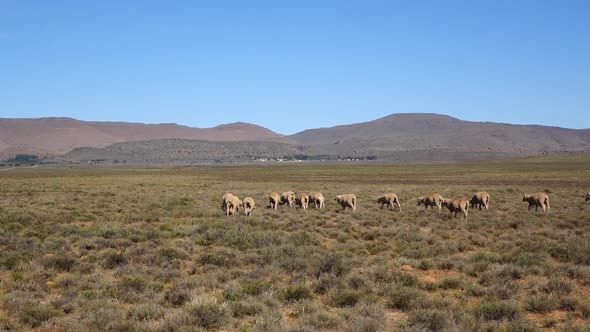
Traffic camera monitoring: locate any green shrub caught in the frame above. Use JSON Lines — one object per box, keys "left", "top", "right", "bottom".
{"left": 282, "top": 284, "right": 313, "bottom": 302}
{"left": 198, "top": 248, "right": 237, "bottom": 267}
{"left": 486, "top": 280, "right": 518, "bottom": 300}
{"left": 158, "top": 247, "right": 190, "bottom": 260}
{"left": 406, "top": 309, "right": 449, "bottom": 331}
{"left": 559, "top": 297, "right": 578, "bottom": 311}
{"left": 115, "top": 275, "right": 164, "bottom": 303}
{"left": 126, "top": 303, "right": 165, "bottom": 321}
{"left": 314, "top": 252, "right": 350, "bottom": 278}
{"left": 41, "top": 253, "right": 77, "bottom": 271}
{"left": 504, "top": 319, "right": 540, "bottom": 332}
{"left": 465, "top": 283, "right": 486, "bottom": 297}
{"left": 550, "top": 237, "right": 590, "bottom": 265}
{"left": 185, "top": 298, "right": 230, "bottom": 329}
{"left": 313, "top": 273, "right": 342, "bottom": 294}
{"left": 347, "top": 274, "right": 367, "bottom": 290}
{"left": 0, "top": 252, "right": 28, "bottom": 270}
{"left": 474, "top": 301, "right": 521, "bottom": 321}
{"left": 164, "top": 285, "right": 191, "bottom": 307}
{"left": 102, "top": 250, "right": 127, "bottom": 269}
{"left": 343, "top": 302, "right": 385, "bottom": 332}
{"left": 0, "top": 317, "right": 13, "bottom": 331}
{"left": 241, "top": 279, "right": 272, "bottom": 296}
{"left": 385, "top": 287, "right": 426, "bottom": 311}
{"left": 230, "top": 300, "right": 264, "bottom": 318}
{"left": 525, "top": 294, "right": 559, "bottom": 313}
{"left": 19, "top": 302, "right": 61, "bottom": 327}
{"left": 330, "top": 289, "right": 361, "bottom": 307}
{"left": 252, "top": 310, "right": 284, "bottom": 332}
{"left": 436, "top": 277, "right": 464, "bottom": 290}
{"left": 542, "top": 278, "right": 573, "bottom": 295}
{"left": 302, "top": 310, "right": 342, "bottom": 330}
{"left": 480, "top": 264, "right": 523, "bottom": 286}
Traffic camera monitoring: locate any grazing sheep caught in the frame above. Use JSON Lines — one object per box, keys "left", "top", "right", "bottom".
{"left": 268, "top": 192, "right": 281, "bottom": 210}
{"left": 280, "top": 191, "right": 296, "bottom": 208}
{"left": 417, "top": 193, "right": 444, "bottom": 212}
{"left": 377, "top": 193, "right": 402, "bottom": 211}
{"left": 335, "top": 194, "right": 357, "bottom": 211}
{"left": 296, "top": 192, "right": 310, "bottom": 210}
{"left": 523, "top": 193, "right": 550, "bottom": 212}
{"left": 225, "top": 195, "right": 242, "bottom": 216}
{"left": 242, "top": 197, "right": 256, "bottom": 216}
{"left": 470, "top": 191, "right": 491, "bottom": 210}
{"left": 442, "top": 197, "right": 470, "bottom": 219}
{"left": 222, "top": 192, "right": 236, "bottom": 212}
{"left": 309, "top": 191, "right": 325, "bottom": 209}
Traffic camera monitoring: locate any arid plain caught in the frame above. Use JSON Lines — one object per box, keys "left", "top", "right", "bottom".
{"left": 1, "top": 155, "right": 589, "bottom": 331}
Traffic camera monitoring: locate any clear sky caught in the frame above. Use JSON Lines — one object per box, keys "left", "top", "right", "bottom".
{"left": 1, "top": 1, "right": 589, "bottom": 134}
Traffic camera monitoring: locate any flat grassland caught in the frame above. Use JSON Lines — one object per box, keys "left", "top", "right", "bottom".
{"left": 1, "top": 156, "right": 589, "bottom": 331}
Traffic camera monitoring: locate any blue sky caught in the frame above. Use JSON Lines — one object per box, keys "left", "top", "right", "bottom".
{"left": 1, "top": 1, "right": 589, "bottom": 134}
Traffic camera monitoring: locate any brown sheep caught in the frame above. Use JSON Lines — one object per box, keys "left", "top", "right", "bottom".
{"left": 417, "top": 193, "right": 444, "bottom": 212}
{"left": 225, "top": 195, "right": 242, "bottom": 216}
{"left": 241, "top": 197, "right": 256, "bottom": 216}
{"left": 442, "top": 197, "right": 470, "bottom": 219}
{"left": 335, "top": 194, "right": 357, "bottom": 211}
{"left": 268, "top": 192, "right": 281, "bottom": 210}
{"left": 296, "top": 192, "right": 310, "bottom": 210}
{"left": 280, "top": 191, "right": 296, "bottom": 207}
{"left": 470, "top": 191, "right": 491, "bottom": 210}
{"left": 523, "top": 193, "right": 550, "bottom": 212}
{"left": 222, "top": 192, "right": 235, "bottom": 212}
{"left": 377, "top": 193, "right": 402, "bottom": 211}
{"left": 309, "top": 191, "right": 325, "bottom": 209}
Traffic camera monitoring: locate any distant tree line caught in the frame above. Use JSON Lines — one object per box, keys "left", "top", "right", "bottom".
{"left": 2, "top": 154, "right": 40, "bottom": 165}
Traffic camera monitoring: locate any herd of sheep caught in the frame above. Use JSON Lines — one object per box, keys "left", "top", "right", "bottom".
{"left": 220, "top": 190, "right": 572, "bottom": 219}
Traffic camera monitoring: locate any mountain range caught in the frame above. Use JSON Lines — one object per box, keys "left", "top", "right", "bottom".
{"left": 2, "top": 114, "right": 589, "bottom": 163}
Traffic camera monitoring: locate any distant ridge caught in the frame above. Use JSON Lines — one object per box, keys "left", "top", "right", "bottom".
{"left": 285, "top": 113, "right": 590, "bottom": 156}
{"left": 2, "top": 113, "right": 590, "bottom": 163}
{"left": 0, "top": 117, "right": 282, "bottom": 158}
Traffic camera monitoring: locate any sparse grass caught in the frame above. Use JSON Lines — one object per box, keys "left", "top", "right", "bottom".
{"left": 0, "top": 156, "right": 589, "bottom": 330}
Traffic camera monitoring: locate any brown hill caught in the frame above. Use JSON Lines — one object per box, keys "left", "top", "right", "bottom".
{"left": 0, "top": 117, "right": 282, "bottom": 158}
{"left": 3, "top": 113, "right": 590, "bottom": 163}
{"left": 287, "top": 113, "right": 590, "bottom": 157}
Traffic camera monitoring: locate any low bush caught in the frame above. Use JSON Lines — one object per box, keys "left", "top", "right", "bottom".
{"left": 525, "top": 294, "right": 559, "bottom": 313}
{"left": 385, "top": 287, "right": 426, "bottom": 311}
{"left": 230, "top": 299, "right": 264, "bottom": 318}
{"left": 164, "top": 285, "right": 191, "bottom": 307}
{"left": 343, "top": 302, "right": 385, "bottom": 332}
{"left": 542, "top": 278, "right": 573, "bottom": 295}
{"left": 282, "top": 284, "right": 313, "bottom": 302}
{"left": 406, "top": 309, "right": 450, "bottom": 331}
{"left": 19, "top": 302, "right": 61, "bottom": 328}
{"left": 197, "top": 247, "right": 237, "bottom": 267}
{"left": 474, "top": 301, "right": 521, "bottom": 321}
{"left": 41, "top": 253, "right": 77, "bottom": 271}
{"left": 185, "top": 297, "right": 230, "bottom": 329}
{"left": 102, "top": 250, "right": 127, "bottom": 269}
{"left": 436, "top": 277, "right": 464, "bottom": 290}
{"left": 330, "top": 289, "right": 361, "bottom": 307}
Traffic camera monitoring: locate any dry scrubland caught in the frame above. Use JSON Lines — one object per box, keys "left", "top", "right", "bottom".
{"left": 1, "top": 156, "right": 590, "bottom": 331}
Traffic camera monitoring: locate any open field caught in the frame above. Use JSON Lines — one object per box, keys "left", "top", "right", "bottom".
{"left": 1, "top": 156, "right": 590, "bottom": 331}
